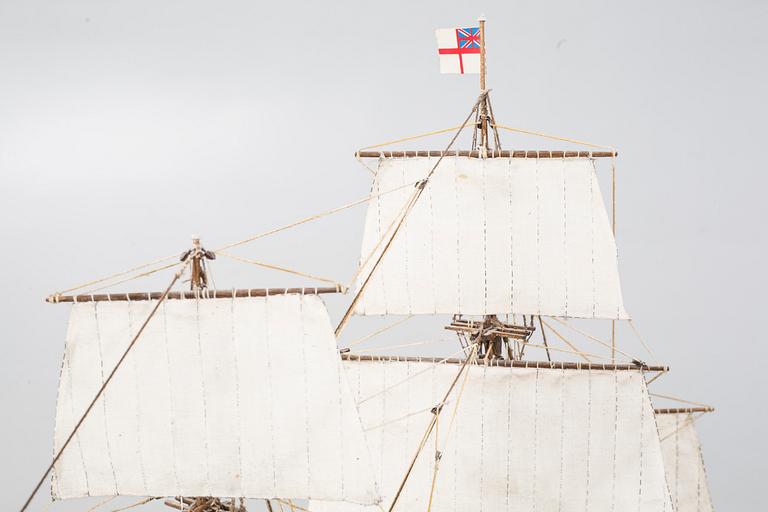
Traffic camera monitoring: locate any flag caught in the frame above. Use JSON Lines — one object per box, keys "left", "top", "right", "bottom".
{"left": 435, "top": 27, "right": 481, "bottom": 74}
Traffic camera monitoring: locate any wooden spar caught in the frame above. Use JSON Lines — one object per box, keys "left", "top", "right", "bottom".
{"left": 479, "top": 16, "right": 486, "bottom": 93}
{"left": 341, "top": 353, "right": 669, "bottom": 372}
{"left": 478, "top": 16, "right": 488, "bottom": 151}
{"left": 47, "top": 286, "right": 342, "bottom": 303}
{"left": 355, "top": 150, "right": 618, "bottom": 158}
{"left": 654, "top": 407, "right": 715, "bottom": 414}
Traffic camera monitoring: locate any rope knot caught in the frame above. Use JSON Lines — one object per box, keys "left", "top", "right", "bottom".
{"left": 430, "top": 403, "right": 444, "bottom": 415}
{"left": 415, "top": 179, "right": 429, "bottom": 190}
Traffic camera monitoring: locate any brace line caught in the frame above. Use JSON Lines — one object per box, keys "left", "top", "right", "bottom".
{"left": 343, "top": 316, "right": 414, "bottom": 349}
{"left": 386, "top": 342, "right": 480, "bottom": 512}
{"left": 494, "top": 123, "right": 615, "bottom": 151}
{"left": 539, "top": 318, "right": 592, "bottom": 363}
{"left": 336, "top": 93, "right": 487, "bottom": 338}
{"left": 358, "top": 125, "right": 464, "bottom": 152}
{"left": 549, "top": 317, "right": 641, "bottom": 362}
{"left": 52, "top": 179, "right": 419, "bottom": 297}
{"left": 215, "top": 251, "right": 344, "bottom": 288}
{"left": 627, "top": 320, "right": 660, "bottom": 365}
{"left": 650, "top": 393, "right": 713, "bottom": 408}
{"left": 357, "top": 345, "right": 474, "bottom": 405}
{"left": 108, "top": 497, "right": 158, "bottom": 511}
{"left": 19, "top": 260, "right": 191, "bottom": 512}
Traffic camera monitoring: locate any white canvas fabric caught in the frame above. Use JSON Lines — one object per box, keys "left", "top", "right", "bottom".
{"left": 311, "top": 359, "right": 672, "bottom": 512}
{"left": 656, "top": 413, "right": 715, "bottom": 512}
{"left": 355, "top": 156, "right": 629, "bottom": 318}
{"left": 52, "top": 295, "right": 379, "bottom": 505}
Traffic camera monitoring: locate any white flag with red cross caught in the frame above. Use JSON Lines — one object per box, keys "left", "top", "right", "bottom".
{"left": 435, "top": 26, "right": 481, "bottom": 74}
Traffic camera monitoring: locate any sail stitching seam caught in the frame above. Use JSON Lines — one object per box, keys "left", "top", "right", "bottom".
{"left": 230, "top": 297, "right": 245, "bottom": 498}
{"left": 127, "top": 304, "right": 149, "bottom": 493}
{"left": 298, "top": 298, "right": 312, "bottom": 497}
{"left": 194, "top": 299, "right": 213, "bottom": 496}
{"left": 160, "top": 302, "right": 181, "bottom": 493}
{"left": 94, "top": 302, "right": 119, "bottom": 495}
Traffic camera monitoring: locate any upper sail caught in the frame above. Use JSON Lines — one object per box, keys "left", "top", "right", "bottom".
{"left": 656, "top": 412, "right": 715, "bottom": 512}
{"left": 52, "top": 294, "right": 379, "bottom": 504}
{"left": 355, "top": 156, "right": 629, "bottom": 319}
{"left": 312, "top": 358, "right": 671, "bottom": 511}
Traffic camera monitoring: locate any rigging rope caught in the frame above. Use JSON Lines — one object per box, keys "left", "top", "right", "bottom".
{"left": 108, "top": 497, "right": 157, "bottom": 511}
{"left": 358, "top": 125, "right": 464, "bottom": 152}
{"left": 356, "top": 345, "right": 474, "bottom": 405}
{"left": 549, "top": 317, "right": 641, "bottom": 362}
{"left": 538, "top": 319, "right": 593, "bottom": 363}
{"left": 649, "top": 393, "right": 713, "bottom": 408}
{"left": 215, "top": 251, "right": 344, "bottom": 288}
{"left": 426, "top": 346, "right": 478, "bottom": 511}
{"left": 386, "top": 342, "right": 480, "bottom": 512}
{"left": 336, "top": 93, "right": 487, "bottom": 337}
{"left": 523, "top": 342, "right": 613, "bottom": 362}
{"left": 493, "top": 123, "right": 615, "bottom": 150}
{"left": 658, "top": 412, "right": 707, "bottom": 443}
{"left": 19, "top": 261, "right": 191, "bottom": 512}
{"left": 351, "top": 338, "right": 456, "bottom": 354}
{"left": 83, "top": 496, "right": 116, "bottom": 512}
{"left": 77, "top": 261, "right": 184, "bottom": 296}
{"left": 51, "top": 179, "right": 419, "bottom": 297}
{"left": 627, "top": 319, "right": 661, "bottom": 365}
{"left": 273, "top": 500, "right": 310, "bottom": 512}
{"left": 343, "top": 315, "right": 414, "bottom": 349}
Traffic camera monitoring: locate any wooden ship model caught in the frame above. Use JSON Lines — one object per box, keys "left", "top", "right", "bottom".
{"left": 19, "top": 18, "right": 715, "bottom": 512}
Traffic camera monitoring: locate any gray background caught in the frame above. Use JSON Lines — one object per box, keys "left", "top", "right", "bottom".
{"left": 1, "top": 0, "right": 765, "bottom": 510}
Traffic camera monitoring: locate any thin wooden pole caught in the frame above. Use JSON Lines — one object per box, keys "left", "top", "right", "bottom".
{"left": 47, "top": 286, "right": 341, "bottom": 304}
{"left": 479, "top": 16, "right": 486, "bottom": 92}
{"left": 478, "top": 16, "right": 488, "bottom": 152}
{"left": 18, "top": 259, "right": 191, "bottom": 512}
{"left": 611, "top": 155, "right": 617, "bottom": 362}
{"left": 654, "top": 407, "right": 715, "bottom": 415}
{"left": 340, "top": 353, "right": 669, "bottom": 372}
{"left": 355, "top": 150, "right": 617, "bottom": 158}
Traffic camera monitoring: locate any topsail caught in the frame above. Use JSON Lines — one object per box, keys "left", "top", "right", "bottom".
{"left": 355, "top": 156, "right": 628, "bottom": 319}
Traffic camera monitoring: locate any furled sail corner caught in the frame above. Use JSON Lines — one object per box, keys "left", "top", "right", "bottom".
{"left": 354, "top": 156, "right": 629, "bottom": 319}
{"left": 656, "top": 412, "right": 715, "bottom": 512}
{"left": 51, "top": 294, "right": 380, "bottom": 505}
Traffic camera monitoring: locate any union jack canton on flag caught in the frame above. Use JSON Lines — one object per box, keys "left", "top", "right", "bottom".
{"left": 435, "top": 26, "right": 481, "bottom": 74}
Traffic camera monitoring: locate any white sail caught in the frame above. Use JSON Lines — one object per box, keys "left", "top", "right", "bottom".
{"left": 311, "top": 358, "right": 671, "bottom": 511}
{"left": 52, "top": 294, "right": 380, "bottom": 505}
{"left": 355, "top": 156, "right": 628, "bottom": 319}
{"left": 656, "top": 413, "right": 714, "bottom": 512}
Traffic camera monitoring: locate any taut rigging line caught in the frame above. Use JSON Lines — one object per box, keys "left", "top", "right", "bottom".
{"left": 19, "top": 257, "right": 193, "bottom": 512}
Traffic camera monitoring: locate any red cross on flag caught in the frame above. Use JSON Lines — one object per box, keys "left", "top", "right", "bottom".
{"left": 435, "top": 27, "right": 481, "bottom": 74}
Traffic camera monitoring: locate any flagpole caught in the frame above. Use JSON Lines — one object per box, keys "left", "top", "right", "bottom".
{"left": 478, "top": 15, "right": 488, "bottom": 153}
{"left": 479, "top": 15, "right": 486, "bottom": 92}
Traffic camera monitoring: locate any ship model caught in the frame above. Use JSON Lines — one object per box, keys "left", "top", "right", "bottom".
{"left": 19, "top": 17, "right": 715, "bottom": 512}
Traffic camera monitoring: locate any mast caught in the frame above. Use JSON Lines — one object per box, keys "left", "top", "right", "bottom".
{"left": 478, "top": 15, "right": 488, "bottom": 153}
{"left": 184, "top": 235, "right": 215, "bottom": 291}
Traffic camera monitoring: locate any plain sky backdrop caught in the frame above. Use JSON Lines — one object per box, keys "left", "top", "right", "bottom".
{"left": 1, "top": 1, "right": 766, "bottom": 510}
